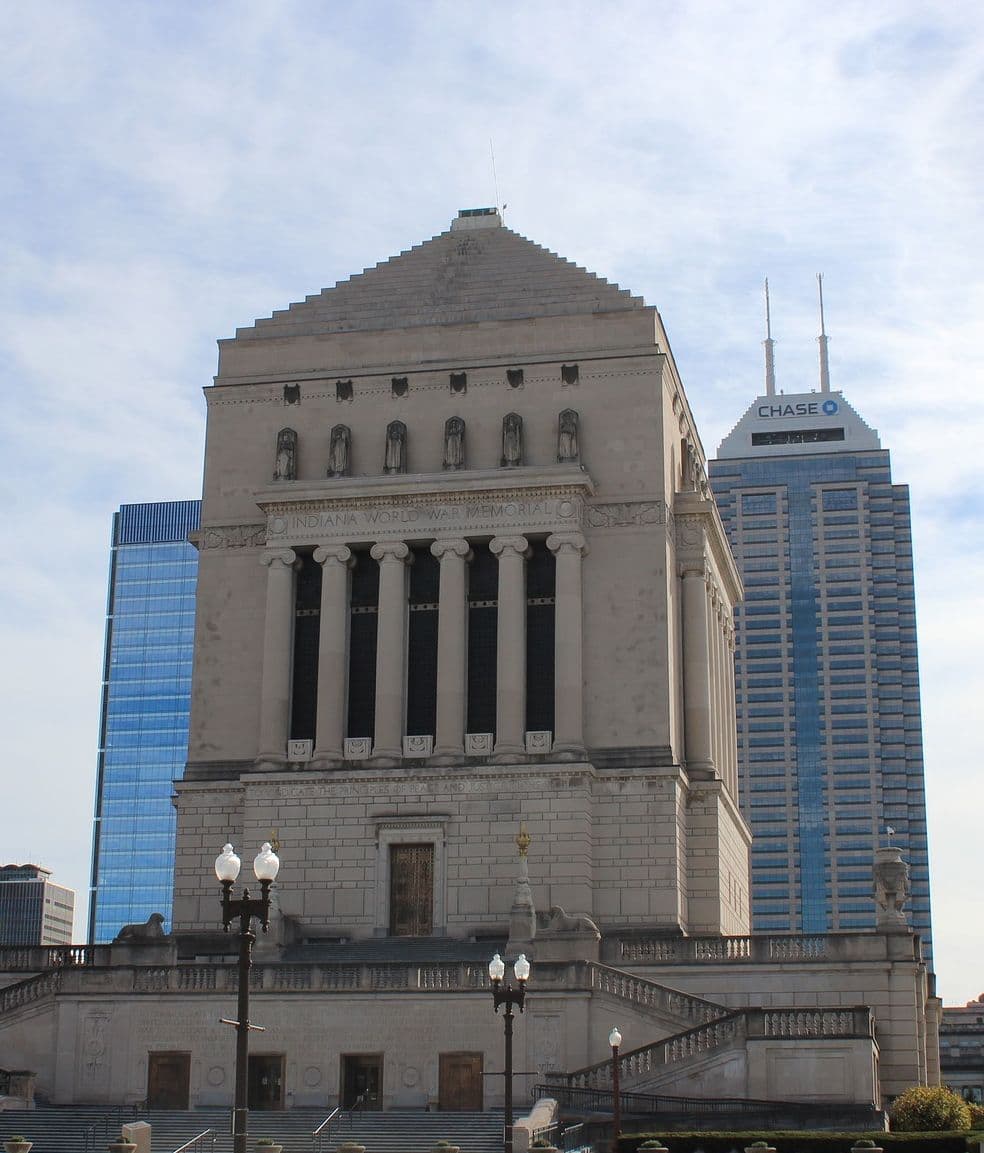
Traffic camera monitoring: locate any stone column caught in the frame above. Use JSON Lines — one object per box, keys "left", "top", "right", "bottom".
{"left": 257, "top": 548, "right": 299, "bottom": 764}
{"left": 708, "top": 593, "right": 722, "bottom": 775}
{"left": 681, "top": 563, "right": 713, "bottom": 775}
{"left": 725, "top": 624, "right": 739, "bottom": 797}
{"left": 490, "top": 535, "right": 530, "bottom": 760}
{"left": 370, "top": 541, "right": 411, "bottom": 760}
{"left": 547, "top": 531, "right": 588, "bottom": 757}
{"left": 431, "top": 538, "right": 472, "bottom": 761}
{"left": 311, "top": 544, "right": 354, "bottom": 765}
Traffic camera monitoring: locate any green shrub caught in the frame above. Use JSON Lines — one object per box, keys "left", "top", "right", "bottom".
{"left": 891, "top": 1088, "right": 972, "bottom": 1132}
{"left": 968, "top": 1104, "right": 984, "bottom": 1131}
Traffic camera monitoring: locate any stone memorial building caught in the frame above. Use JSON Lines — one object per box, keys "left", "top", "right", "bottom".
{"left": 0, "top": 210, "right": 938, "bottom": 1116}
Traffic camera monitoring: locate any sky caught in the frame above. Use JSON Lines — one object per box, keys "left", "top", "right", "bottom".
{"left": 2, "top": 2, "right": 982, "bottom": 1006}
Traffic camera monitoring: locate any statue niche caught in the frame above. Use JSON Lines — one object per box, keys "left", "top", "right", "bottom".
{"left": 327, "top": 425, "right": 351, "bottom": 478}
{"left": 557, "top": 408, "right": 580, "bottom": 463}
{"left": 273, "top": 427, "right": 298, "bottom": 481}
{"left": 443, "top": 416, "right": 465, "bottom": 470}
{"left": 384, "top": 420, "right": 407, "bottom": 474}
{"left": 501, "top": 412, "right": 523, "bottom": 468}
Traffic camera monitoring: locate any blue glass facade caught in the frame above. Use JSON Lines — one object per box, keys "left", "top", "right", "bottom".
{"left": 88, "top": 500, "right": 200, "bottom": 943}
{"left": 710, "top": 425, "right": 933, "bottom": 959}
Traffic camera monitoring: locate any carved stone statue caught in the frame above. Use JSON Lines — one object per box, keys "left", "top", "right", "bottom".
{"left": 873, "top": 845, "right": 911, "bottom": 930}
{"left": 113, "top": 912, "right": 166, "bottom": 943}
{"left": 443, "top": 416, "right": 465, "bottom": 470}
{"left": 682, "top": 439, "right": 699, "bottom": 491}
{"left": 536, "top": 905, "right": 600, "bottom": 936}
{"left": 384, "top": 420, "right": 407, "bottom": 474}
{"left": 273, "top": 427, "right": 297, "bottom": 481}
{"left": 557, "top": 408, "right": 580, "bottom": 463}
{"left": 327, "top": 424, "right": 351, "bottom": 478}
{"left": 501, "top": 412, "right": 523, "bottom": 467}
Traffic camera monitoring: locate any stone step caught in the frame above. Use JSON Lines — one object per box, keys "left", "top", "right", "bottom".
{"left": 0, "top": 1109, "right": 504, "bottom": 1153}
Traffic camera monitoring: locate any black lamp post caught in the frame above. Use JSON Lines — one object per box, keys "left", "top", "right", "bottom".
{"left": 489, "top": 952, "right": 531, "bottom": 1153}
{"left": 215, "top": 841, "right": 281, "bottom": 1153}
{"left": 609, "top": 1026, "right": 622, "bottom": 1153}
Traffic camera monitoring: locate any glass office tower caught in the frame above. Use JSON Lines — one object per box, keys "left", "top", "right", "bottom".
{"left": 710, "top": 392, "right": 932, "bottom": 959}
{"left": 0, "top": 864, "right": 75, "bottom": 945}
{"left": 88, "top": 500, "right": 200, "bottom": 942}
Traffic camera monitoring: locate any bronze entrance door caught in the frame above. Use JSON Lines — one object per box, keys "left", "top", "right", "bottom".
{"left": 248, "top": 1054, "right": 285, "bottom": 1109}
{"left": 389, "top": 843, "right": 434, "bottom": 936}
{"left": 439, "top": 1052, "right": 483, "bottom": 1110}
{"left": 147, "top": 1052, "right": 191, "bottom": 1109}
{"left": 341, "top": 1054, "right": 383, "bottom": 1108}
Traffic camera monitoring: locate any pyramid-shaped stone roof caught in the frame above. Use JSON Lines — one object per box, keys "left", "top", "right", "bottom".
{"left": 235, "top": 210, "right": 646, "bottom": 340}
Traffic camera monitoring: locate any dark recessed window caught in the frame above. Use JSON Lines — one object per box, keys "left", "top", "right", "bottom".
{"left": 336, "top": 379, "right": 353, "bottom": 402}
{"left": 751, "top": 427, "right": 844, "bottom": 446}
{"left": 391, "top": 376, "right": 409, "bottom": 398}
{"left": 507, "top": 368, "right": 524, "bottom": 389}
{"left": 450, "top": 372, "right": 467, "bottom": 394}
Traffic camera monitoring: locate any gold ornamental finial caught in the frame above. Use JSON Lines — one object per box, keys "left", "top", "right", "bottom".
{"left": 516, "top": 821, "right": 531, "bottom": 858}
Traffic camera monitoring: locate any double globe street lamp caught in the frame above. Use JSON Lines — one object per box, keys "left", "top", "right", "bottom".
{"left": 609, "top": 1026, "right": 622, "bottom": 1153}
{"left": 214, "top": 841, "right": 281, "bottom": 1153}
{"left": 488, "top": 952, "right": 531, "bottom": 1153}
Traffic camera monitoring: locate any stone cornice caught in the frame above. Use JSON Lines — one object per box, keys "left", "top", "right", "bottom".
{"left": 208, "top": 346, "right": 663, "bottom": 393}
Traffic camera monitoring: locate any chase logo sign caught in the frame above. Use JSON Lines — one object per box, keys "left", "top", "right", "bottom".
{"left": 757, "top": 399, "right": 840, "bottom": 418}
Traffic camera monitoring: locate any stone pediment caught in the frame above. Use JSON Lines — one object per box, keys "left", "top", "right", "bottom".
{"left": 256, "top": 465, "right": 594, "bottom": 546}
{"left": 231, "top": 212, "right": 645, "bottom": 340}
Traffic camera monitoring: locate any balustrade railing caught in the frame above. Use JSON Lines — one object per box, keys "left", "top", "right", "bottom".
{"left": 0, "top": 969, "right": 61, "bottom": 1013}
{"left": 589, "top": 963, "right": 726, "bottom": 1026}
{"left": 550, "top": 1004, "right": 871, "bottom": 1093}
{"left": 609, "top": 933, "right": 831, "bottom": 965}
{"left": 0, "top": 944, "right": 107, "bottom": 971}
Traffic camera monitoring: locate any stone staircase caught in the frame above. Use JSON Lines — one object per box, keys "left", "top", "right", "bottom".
{"left": 0, "top": 1108, "right": 504, "bottom": 1153}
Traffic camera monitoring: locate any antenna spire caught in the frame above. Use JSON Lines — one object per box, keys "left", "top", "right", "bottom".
{"left": 763, "top": 278, "right": 776, "bottom": 396}
{"left": 490, "top": 138, "right": 502, "bottom": 220}
{"left": 817, "top": 273, "right": 831, "bottom": 393}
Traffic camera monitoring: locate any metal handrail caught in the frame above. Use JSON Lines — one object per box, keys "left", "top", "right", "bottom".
{"left": 172, "top": 1129, "right": 216, "bottom": 1153}
{"left": 530, "top": 1122, "right": 585, "bottom": 1152}
{"left": 83, "top": 1105, "right": 141, "bottom": 1153}
{"left": 312, "top": 1106, "right": 342, "bottom": 1153}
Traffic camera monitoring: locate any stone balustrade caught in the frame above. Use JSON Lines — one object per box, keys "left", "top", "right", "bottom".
{"left": 548, "top": 1005, "right": 874, "bottom": 1092}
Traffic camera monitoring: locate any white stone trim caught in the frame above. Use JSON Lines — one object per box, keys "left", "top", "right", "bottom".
{"left": 373, "top": 818, "right": 448, "bottom": 937}
{"left": 525, "top": 731, "right": 553, "bottom": 754}
{"left": 287, "top": 739, "right": 313, "bottom": 762}
{"left": 465, "top": 733, "right": 494, "bottom": 756}
{"left": 402, "top": 735, "right": 433, "bottom": 758}
{"left": 344, "top": 737, "right": 372, "bottom": 759}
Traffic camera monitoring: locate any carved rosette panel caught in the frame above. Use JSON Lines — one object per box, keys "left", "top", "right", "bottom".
{"left": 586, "top": 500, "right": 668, "bottom": 528}
{"left": 200, "top": 524, "right": 267, "bottom": 550}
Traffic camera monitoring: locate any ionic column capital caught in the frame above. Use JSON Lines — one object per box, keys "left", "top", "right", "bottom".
{"left": 260, "top": 548, "right": 298, "bottom": 570}
{"left": 679, "top": 559, "right": 710, "bottom": 582}
{"left": 430, "top": 538, "right": 472, "bottom": 561}
{"left": 370, "top": 541, "right": 411, "bottom": 564}
{"left": 313, "top": 544, "right": 354, "bottom": 568}
{"left": 546, "top": 530, "right": 588, "bottom": 557}
{"left": 490, "top": 534, "right": 530, "bottom": 559}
